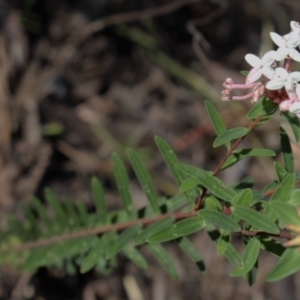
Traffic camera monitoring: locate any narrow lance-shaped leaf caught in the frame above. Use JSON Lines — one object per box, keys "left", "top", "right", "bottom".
{"left": 105, "top": 225, "right": 142, "bottom": 259}
{"left": 280, "top": 127, "right": 294, "bottom": 172}
{"left": 206, "top": 227, "right": 242, "bottom": 266}
{"left": 205, "top": 100, "right": 229, "bottom": 148}
{"left": 178, "top": 237, "right": 205, "bottom": 272}
{"left": 31, "top": 196, "right": 52, "bottom": 229}
{"left": 280, "top": 111, "right": 300, "bottom": 143}
{"left": 155, "top": 136, "right": 195, "bottom": 205}
{"left": 62, "top": 198, "right": 81, "bottom": 228}
{"left": 112, "top": 153, "right": 135, "bottom": 218}
{"left": 91, "top": 177, "right": 107, "bottom": 222}
{"left": 76, "top": 201, "right": 89, "bottom": 227}
{"left": 178, "top": 164, "right": 236, "bottom": 202}
{"left": 198, "top": 209, "right": 240, "bottom": 232}
{"left": 267, "top": 248, "right": 300, "bottom": 282}
{"left": 127, "top": 148, "right": 160, "bottom": 214}
{"left": 44, "top": 188, "right": 67, "bottom": 227}
{"left": 147, "top": 243, "right": 178, "bottom": 279}
{"left": 180, "top": 177, "right": 199, "bottom": 192}
{"left": 230, "top": 237, "right": 260, "bottom": 277}
{"left": 269, "top": 202, "right": 300, "bottom": 227}
{"left": 217, "top": 229, "right": 230, "bottom": 256}
{"left": 221, "top": 148, "right": 275, "bottom": 170}
{"left": 122, "top": 244, "right": 148, "bottom": 270}
{"left": 213, "top": 127, "right": 248, "bottom": 148}
{"left": 134, "top": 217, "right": 175, "bottom": 246}
{"left": 80, "top": 232, "right": 116, "bottom": 273}
{"left": 274, "top": 162, "right": 288, "bottom": 182}
{"left": 263, "top": 173, "right": 296, "bottom": 220}
{"left": 147, "top": 215, "right": 206, "bottom": 243}
{"left": 288, "top": 189, "right": 300, "bottom": 206}
{"left": 246, "top": 97, "right": 277, "bottom": 119}
{"left": 232, "top": 189, "right": 253, "bottom": 207}
{"left": 231, "top": 206, "right": 279, "bottom": 234}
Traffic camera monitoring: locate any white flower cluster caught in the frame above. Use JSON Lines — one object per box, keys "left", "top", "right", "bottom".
{"left": 222, "top": 21, "right": 300, "bottom": 118}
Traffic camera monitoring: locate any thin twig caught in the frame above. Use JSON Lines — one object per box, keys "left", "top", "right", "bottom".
{"left": 0, "top": 211, "right": 197, "bottom": 254}
{"left": 194, "top": 114, "right": 264, "bottom": 211}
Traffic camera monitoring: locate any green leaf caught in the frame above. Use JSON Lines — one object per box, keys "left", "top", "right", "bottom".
{"left": 62, "top": 198, "right": 81, "bottom": 228}
{"left": 44, "top": 188, "right": 67, "bottom": 227}
{"left": 213, "top": 127, "right": 248, "bottom": 148}
{"left": 267, "top": 248, "right": 300, "bottom": 281}
{"left": 147, "top": 243, "right": 178, "bottom": 279}
{"left": 231, "top": 206, "right": 279, "bottom": 234}
{"left": 221, "top": 148, "right": 276, "bottom": 170}
{"left": 178, "top": 237, "right": 205, "bottom": 272}
{"left": 204, "top": 196, "right": 222, "bottom": 211}
{"left": 91, "top": 177, "right": 107, "bottom": 222}
{"left": 178, "top": 164, "right": 236, "bottom": 202}
{"left": 134, "top": 217, "right": 175, "bottom": 246}
{"left": 288, "top": 189, "right": 300, "bottom": 206}
{"left": 205, "top": 101, "right": 229, "bottom": 148}
{"left": 147, "top": 216, "right": 206, "bottom": 243}
{"left": 246, "top": 97, "right": 277, "bottom": 119}
{"left": 105, "top": 225, "right": 142, "bottom": 259}
{"left": 280, "top": 111, "right": 300, "bottom": 142}
{"left": 127, "top": 148, "right": 160, "bottom": 214}
{"left": 30, "top": 196, "right": 52, "bottom": 229}
{"left": 122, "top": 244, "right": 148, "bottom": 270}
{"left": 80, "top": 232, "right": 116, "bottom": 273}
{"left": 206, "top": 227, "right": 242, "bottom": 266}
{"left": 76, "top": 201, "right": 90, "bottom": 227}
{"left": 112, "top": 153, "right": 135, "bottom": 218}
{"left": 269, "top": 173, "right": 295, "bottom": 202}
{"left": 205, "top": 101, "right": 226, "bottom": 135}
{"left": 198, "top": 209, "right": 240, "bottom": 232}
{"left": 280, "top": 127, "right": 294, "bottom": 172}
{"left": 224, "top": 244, "right": 242, "bottom": 267}
{"left": 155, "top": 136, "right": 194, "bottom": 205}
{"left": 180, "top": 177, "right": 199, "bottom": 192}
{"left": 240, "top": 70, "right": 249, "bottom": 76}
{"left": 269, "top": 202, "right": 300, "bottom": 227}
{"left": 274, "top": 162, "right": 288, "bottom": 182}
{"left": 217, "top": 229, "right": 230, "bottom": 255}
{"left": 263, "top": 173, "right": 296, "bottom": 220}
{"left": 230, "top": 238, "right": 260, "bottom": 277}
{"left": 232, "top": 189, "right": 253, "bottom": 207}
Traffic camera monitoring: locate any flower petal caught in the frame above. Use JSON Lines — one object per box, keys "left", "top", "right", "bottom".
{"left": 245, "top": 54, "right": 261, "bottom": 67}
{"left": 296, "top": 84, "right": 300, "bottom": 99}
{"left": 288, "top": 71, "right": 300, "bottom": 83}
{"left": 270, "top": 32, "right": 285, "bottom": 47}
{"left": 289, "top": 48, "right": 300, "bottom": 62}
{"left": 246, "top": 67, "right": 262, "bottom": 83}
{"left": 262, "top": 66, "right": 275, "bottom": 79}
{"left": 289, "top": 102, "right": 300, "bottom": 114}
{"left": 286, "top": 32, "right": 300, "bottom": 48}
{"left": 266, "top": 80, "right": 285, "bottom": 90}
{"left": 291, "top": 21, "right": 300, "bottom": 34}
{"left": 276, "top": 47, "right": 287, "bottom": 61}
{"left": 274, "top": 67, "right": 288, "bottom": 80}
{"left": 261, "top": 50, "right": 276, "bottom": 66}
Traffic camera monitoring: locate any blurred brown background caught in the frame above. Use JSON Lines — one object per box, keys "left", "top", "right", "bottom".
{"left": 1, "top": 0, "right": 300, "bottom": 299}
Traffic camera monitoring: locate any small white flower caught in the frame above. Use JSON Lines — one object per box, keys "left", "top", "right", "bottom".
{"left": 244, "top": 51, "right": 276, "bottom": 83}
{"left": 291, "top": 21, "right": 300, "bottom": 34}
{"left": 270, "top": 31, "right": 300, "bottom": 62}
{"left": 265, "top": 68, "right": 300, "bottom": 90}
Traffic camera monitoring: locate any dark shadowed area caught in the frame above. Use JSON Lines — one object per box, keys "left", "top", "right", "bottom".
{"left": 1, "top": 0, "right": 300, "bottom": 299}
